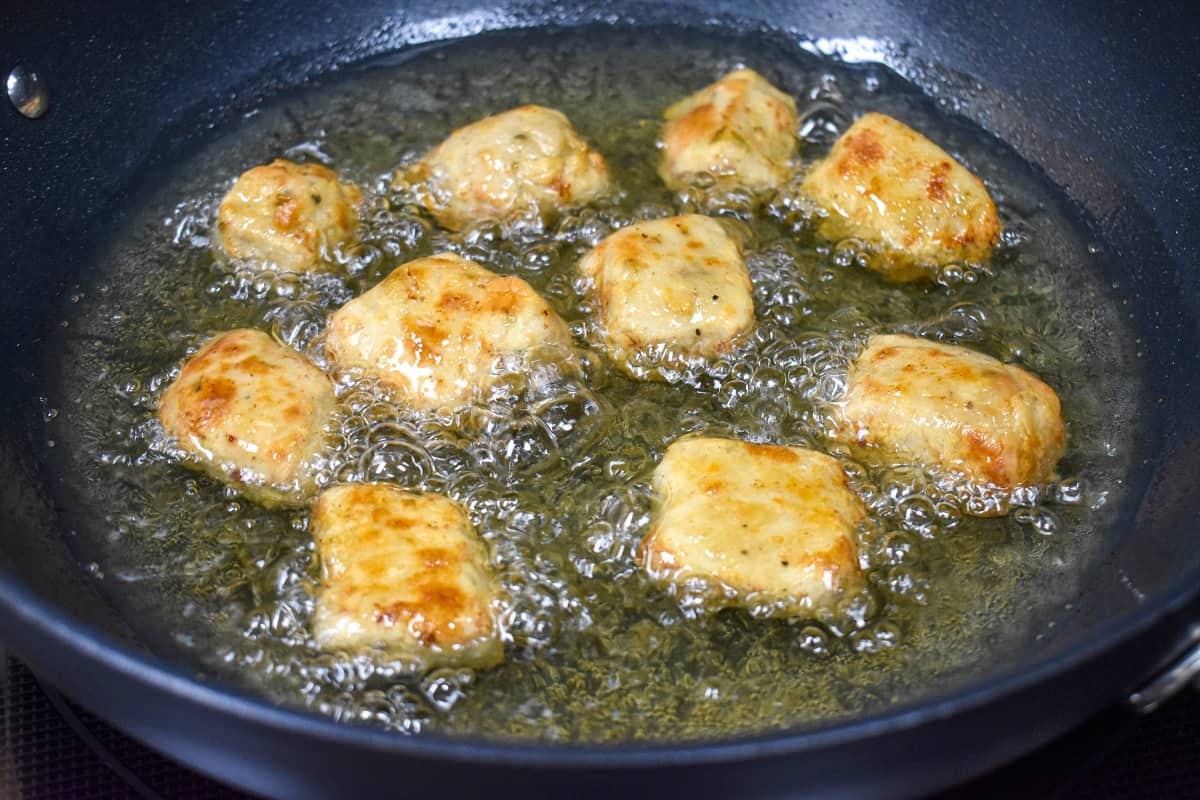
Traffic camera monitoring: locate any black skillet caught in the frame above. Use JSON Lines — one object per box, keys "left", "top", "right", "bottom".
{"left": 1, "top": 1, "right": 1198, "bottom": 797}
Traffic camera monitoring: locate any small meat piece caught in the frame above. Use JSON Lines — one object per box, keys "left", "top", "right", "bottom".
{"left": 658, "top": 68, "right": 799, "bottom": 192}
{"left": 577, "top": 214, "right": 755, "bottom": 375}
{"left": 403, "top": 105, "right": 611, "bottom": 230}
{"left": 325, "top": 252, "right": 573, "bottom": 411}
{"left": 312, "top": 483, "right": 502, "bottom": 668}
{"left": 800, "top": 112, "right": 1001, "bottom": 281}
{"left": 158, "top": 329, "right": 335, "bottom": 507}
{"left": 215, "top": 159, "right": 363, "bottom": 272}
{"left": 642, "top": 437, "right": 865, "bottom": 616}
{"left": 834, "top": 334, "right": 1066, "bottom": 490}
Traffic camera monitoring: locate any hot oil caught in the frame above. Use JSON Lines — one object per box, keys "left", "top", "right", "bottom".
{"left": 45, "top": 26, "right": 1137, "bottom": 741}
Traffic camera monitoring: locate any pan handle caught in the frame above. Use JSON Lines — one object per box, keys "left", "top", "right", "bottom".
{"left": 1127, "top": 624, "right": 1200, "bottom": 714}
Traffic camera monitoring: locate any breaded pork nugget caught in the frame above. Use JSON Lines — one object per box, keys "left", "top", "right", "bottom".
{"left": 658, "top": 68, "right": 799, "bottom": 192}
{"left": 404, "top": 105, "right": 611, "bottom": 230}
{"left": 642, "top": 437, "right": 865, "bottom": 616}
{"left": 325, "top": 252, "right": 573, "bottom": 412}
{"left": 215, "top": 159, "right": 363, "bottom": 272}
{"left": 800, "top": 113, "right": 1001, "bottom": 281}
{"left": 312, "top": 483, "right": 503, "bottom": 668}
{"left": 577, "top": 214, "right": 755, "bottom": 375}
{"left": 158, "top": 329, "right": 335, "bottom": 507}
{"left": 834, "top": 334, "right": 1065, "bottom": 490}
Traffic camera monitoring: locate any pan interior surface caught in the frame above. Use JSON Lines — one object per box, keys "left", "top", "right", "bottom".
{"left": 39, "top": 24, "right": 1145, "bottom": 744}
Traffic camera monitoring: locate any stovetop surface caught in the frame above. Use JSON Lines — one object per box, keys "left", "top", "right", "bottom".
{"left": 1, "top": 655, "right": 1197, "bottom": 799}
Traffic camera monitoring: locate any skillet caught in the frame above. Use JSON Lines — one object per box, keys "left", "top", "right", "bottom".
{"left": 1, "top": 1, "right": 1198, "bottom": 797}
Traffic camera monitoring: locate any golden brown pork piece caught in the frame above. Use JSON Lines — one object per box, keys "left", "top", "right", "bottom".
{"left": 402, "top": 105, "right": 611, "bottom": 230}
{"left": 833, "top": 334, "right": 1066, "bottom": 491}
{"left": 157, "top": 329, "right": 335, "bottom": 507}
{"left": 801, "top": 113, "right": 1001, "bottom": 281}
{"left": 641, "top": 437, "right": 865, "bottom": 616}
{"left": 215, "top": 159, "right": 363, "bottom": 272}
{"left": 312, "top": 483, "right": 503, "bottom": 668}
{"left": 577, "top": 214, "right": 755, "bottom": 376}
{"left": 658, "top": 68, "right": 799, "bottom": 192}
{"left": 325, "top": 252, "right": 573, "bottom": 412}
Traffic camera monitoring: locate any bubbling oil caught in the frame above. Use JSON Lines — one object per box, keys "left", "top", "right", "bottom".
{"left": 45, "top": 26, "right": 1137, "bottom": 742}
